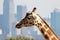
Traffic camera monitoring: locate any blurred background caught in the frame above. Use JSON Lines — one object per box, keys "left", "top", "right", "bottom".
{"left": 0, "top": 0, "right": 60, "bottom": 40}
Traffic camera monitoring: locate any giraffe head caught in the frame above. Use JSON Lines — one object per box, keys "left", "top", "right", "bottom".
{"left": 16, "top": 8, "right": 41, "bottom": 29}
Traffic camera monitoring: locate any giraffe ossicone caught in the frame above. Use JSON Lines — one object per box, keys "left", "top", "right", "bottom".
{"left": 16, "top": 8, "right": 60, "bottom": 40}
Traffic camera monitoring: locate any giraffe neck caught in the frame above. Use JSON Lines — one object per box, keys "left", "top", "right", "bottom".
{"left": 35, "top": 17, "right": 59, "bottom": 40}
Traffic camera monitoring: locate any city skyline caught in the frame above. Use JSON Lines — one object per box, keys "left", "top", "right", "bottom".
{"left": 0, "top": 0, "right": 60, "bottom": 18}
{"left": 0, "top": 0, "right": 60, "bottom": 40}
{"left": 0, "top": 2, "right": 51, "bottom": 40}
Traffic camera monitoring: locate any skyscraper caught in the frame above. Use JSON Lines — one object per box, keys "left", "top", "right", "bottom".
{"left": 3, "top": 0, "right": 9, "bottom": 38}
{"left": 2, "top": 0, "right": 16, "bottom": 38}
{"left": 17, "top": 6, "right": 23, "bottom": 21}
{"left": 51, "top": 8, "right": 60, "bottom": 37}
{"left": 17, "top": 5, "right": 27, "bottom": 21}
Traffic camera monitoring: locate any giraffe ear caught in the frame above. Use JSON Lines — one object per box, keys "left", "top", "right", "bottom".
{"left": 32, "top": 7, "right": 36, "bottom": 12}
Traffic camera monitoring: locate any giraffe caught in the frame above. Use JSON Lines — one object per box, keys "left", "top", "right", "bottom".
{"left": 16, "top": 8, "right": 60, "bottom": 40}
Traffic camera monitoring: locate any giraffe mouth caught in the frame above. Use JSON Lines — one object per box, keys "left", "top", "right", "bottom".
{"left": 16, "top": 24, "right": 22, "bottom": 29}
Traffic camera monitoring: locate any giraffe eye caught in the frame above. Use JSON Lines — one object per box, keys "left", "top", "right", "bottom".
{"left": 27, "top": 17, "right": 31, "bottom": 20}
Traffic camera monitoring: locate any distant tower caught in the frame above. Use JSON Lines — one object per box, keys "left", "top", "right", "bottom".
{"left": 17, "top": 6, "right": 23, "bottom": 21}
{"left": 51, "top": 8, "right": 60, "bottom": 37}
{"left": 3, "top": 0, "right": 10, "bottom": 38}
{"left": 17, "top": 5, "right": 27, "bottom": 21}
{"left": 3, "top": 0, "right": 16, "bottom": 38}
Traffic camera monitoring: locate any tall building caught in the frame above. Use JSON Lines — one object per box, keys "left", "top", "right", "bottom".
{"left": 51, "top": 8, "right": 60, "bottom": 37}
{"left": 3, "top": 0, "right": 10, "bottom": 38}
{"left": 2, "top": 0, "right": 16, "bottom": 38}
{"left": 17, "top": 6, "right": 23, "bottom": 21}
{"left": 17, "top": 5, "right": 27, "bottom": 21}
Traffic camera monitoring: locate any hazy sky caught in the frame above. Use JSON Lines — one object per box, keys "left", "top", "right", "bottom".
{"left": 0, "top": 0, "right": 60, "bottom": 18}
